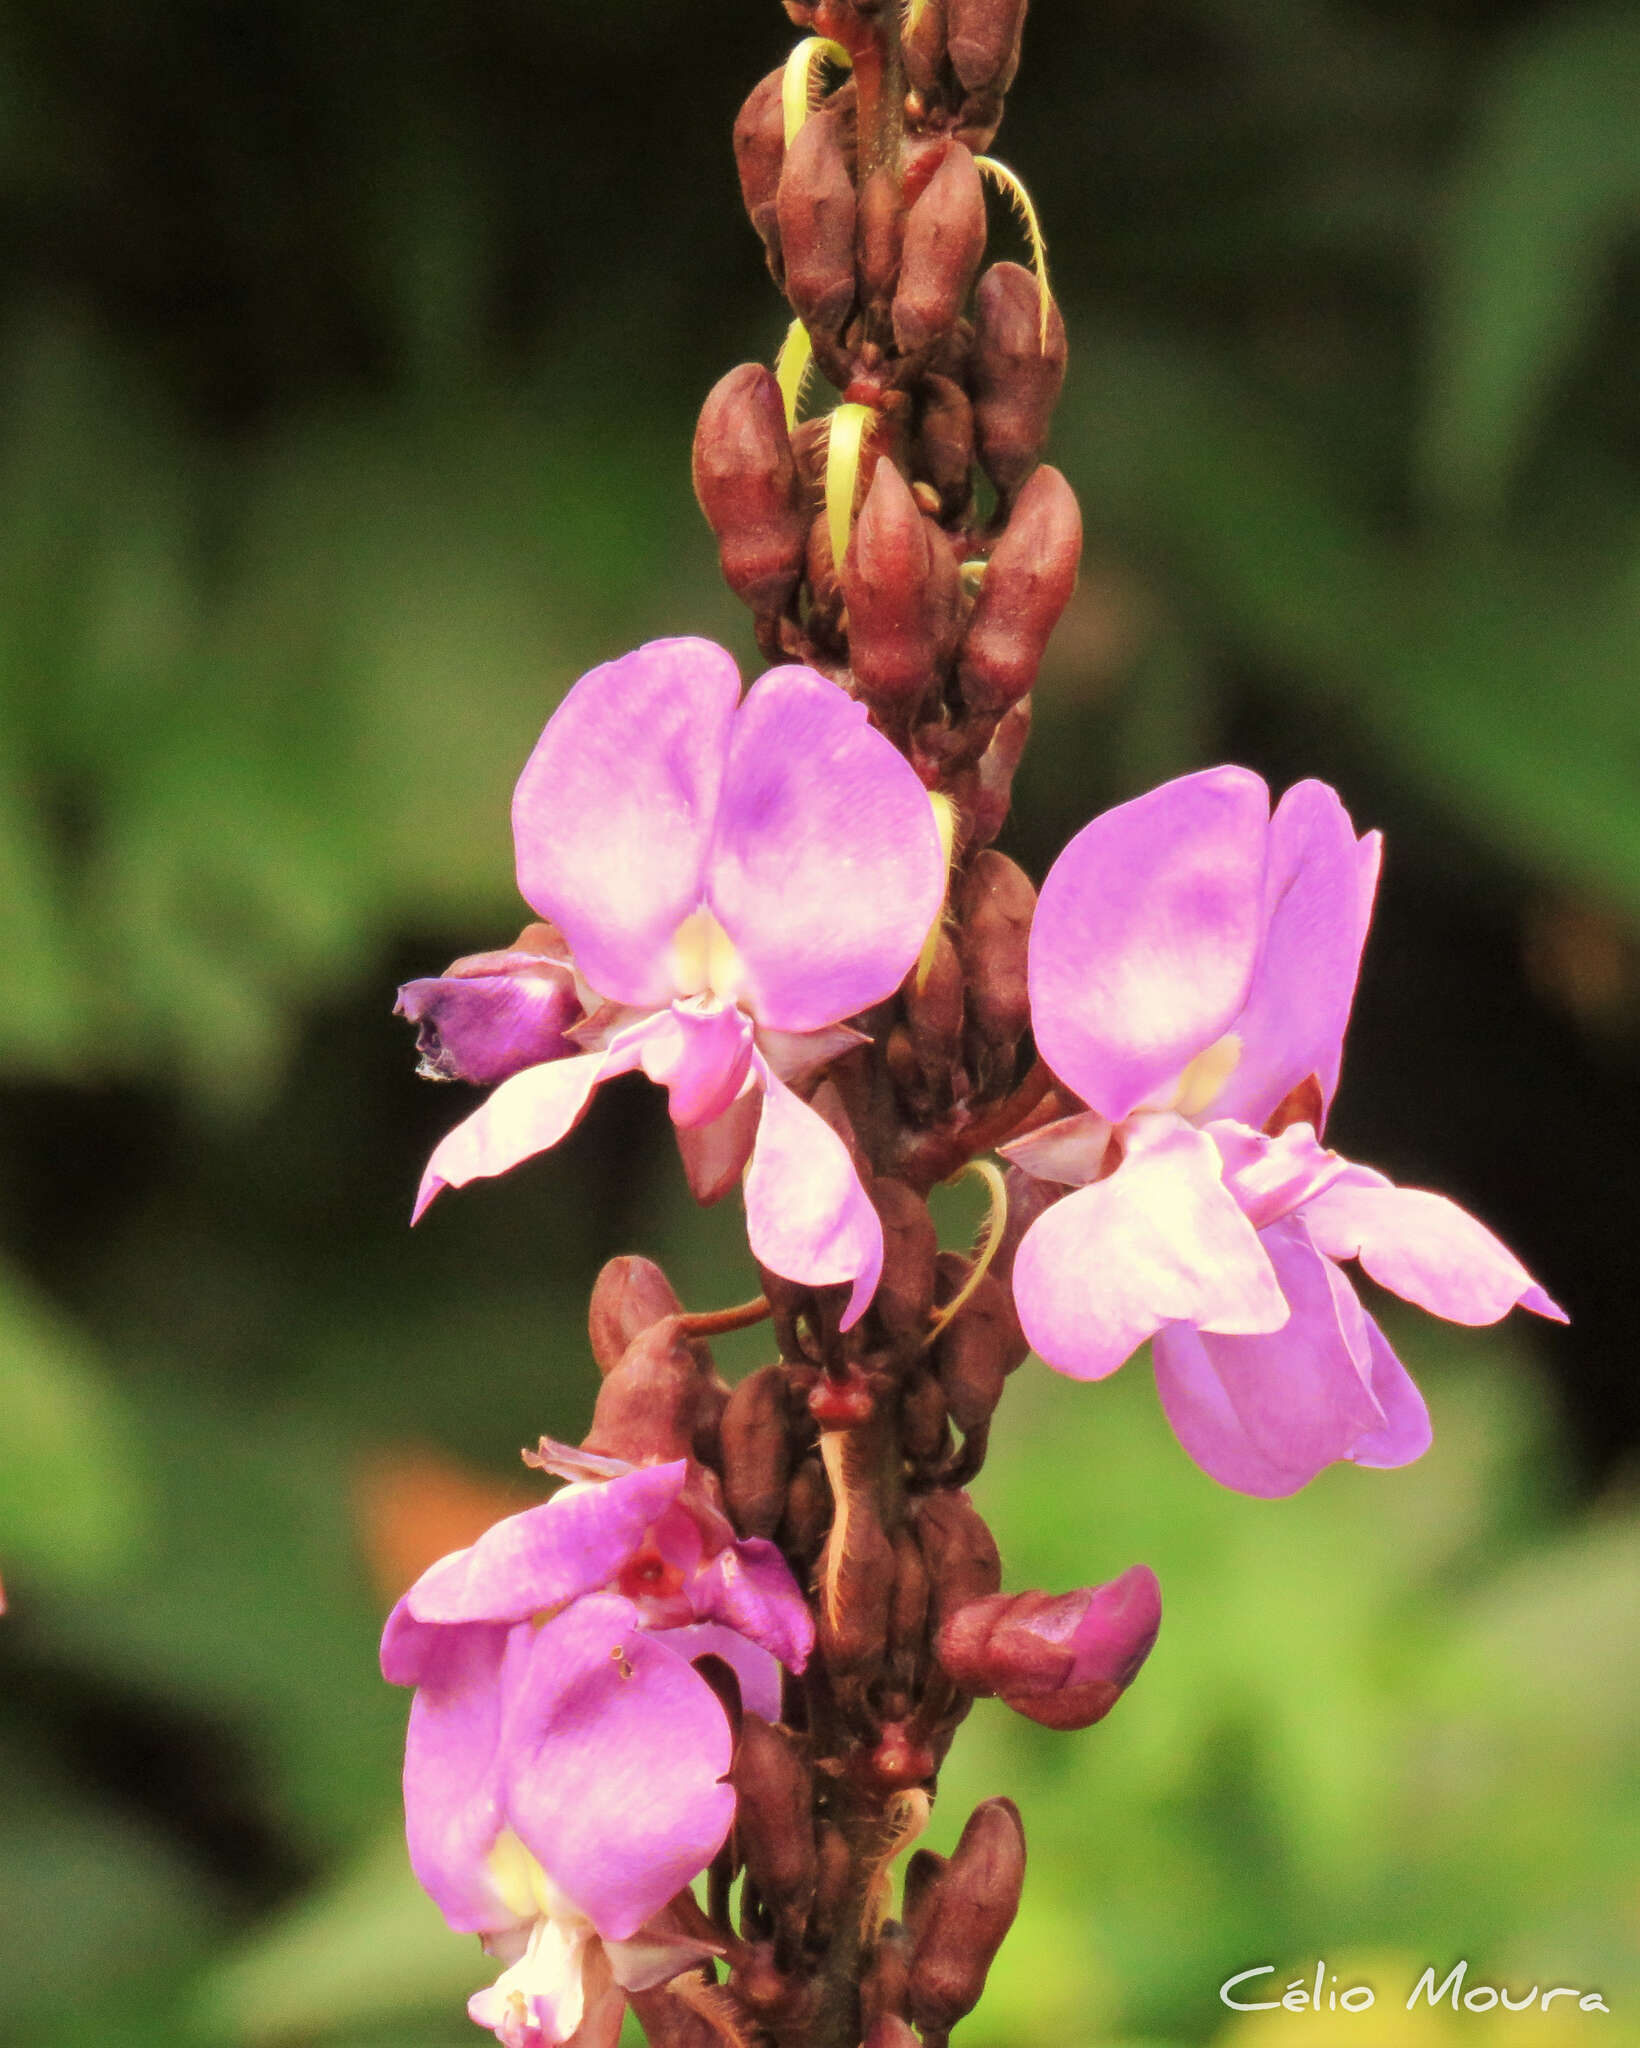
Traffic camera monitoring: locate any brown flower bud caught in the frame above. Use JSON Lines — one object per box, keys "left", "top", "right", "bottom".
{"left": 584, "top": 1317, "right": 726, "bottom": 1465}
{"left": 958, "top": 463, "right": 1080, "bottom": 714}
{"left": 901, "top": 0, "right": 948, "bottom": 95}
{"left": 902, "top": 927, "right": 965, "bottom": 1099}
{"left": 916, "top": 374, "right": 974, "bottom": 520}
{"left": 587, "top": 1256, "right": 684, "bottom": 1374}
{"left": 779, "top": 1452, "right": 832, "bottom": 1563}
{"left": 733, "top": 68, "right": 787, "bottom": 273}
{"left": 892, "top": 143, "right": 987, "bottom": 356}
{"left": 968, "top": 696, "right": 1031, "bottom": 846}
{"left": 899, "top": 1368, "right": 951, "bottom": 1467}
{"left": 862, "top": 1941, "right": 915, "bottom": 2043}
{"left": 819, "top": 1436, "right": 896, "bottom": 1676}
{"left": 776, "top": 102, "right": 857, "bottom": 342}
{"left": 730, "top": 1715, "right": 817, "bottom": 1926}
{"left": 721, "top": 1364, "right": 802, "bottom": 1538}
{"left": 870, "top": 1176, "right": 939, "bottom": 1341}
{"left": 858, "top": 165, "right": 905, "bottom": 313}
{"left": 842, "top": 458, "right": 940, "bottom": 712}
{"left": 888, "top": 1521, "right": 932, "bottom": 1689}
{"left": 935, "top": 1567, "right": 1162, "bottom": 1728}
{"left": 970, "top": 261, "right": 1067, "bottom": 499}
{"left": 908, "top": 1798, "right": 1026, "bottom": 2035}
{"left": 931, "top": 1260, "right": 1022, "bottom": 1434}
{"left": 957, "top": 849, "right": 1035, "bottom": 1060}
{"left": 902, "top": 1848, "right": 947, "bottom": 1946}
{"left": 913, "top": 1488, "right": 1001, "bottom": 1629}
{"left": 947, "top": 0, "right": 1027, "bottom": 94}
{"left": 693, "top": 364, "right": 809, "bottom": 621}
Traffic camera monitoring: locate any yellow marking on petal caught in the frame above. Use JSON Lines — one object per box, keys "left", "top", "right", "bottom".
{"left": 824, "top": 401, "right": 875, "bottom": 579}
{"left": 776, "top": 318, "right": 816, "bottom": 431}
{"left": 1173, "top": 1032, "right": 1243, "bottom": 1118}
{"left": 487, "top": 1829, "right": 546, "bottom": 1921}
{"left": 973, "top": 156, "right": 1052, "bottom": 347}
{"left": 914, "top": 792, "right": 959, "bottom": 992}
{"left": 925, "top": 1158, "right": 1008, "bottom": 1344}
{"left": 671, "top": 908, "right": 746, "bottom": 1005}
{"left": 783, "top": 36, "right": 852, "bottom": 147}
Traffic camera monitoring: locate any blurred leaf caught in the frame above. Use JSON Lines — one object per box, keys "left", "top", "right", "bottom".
{"left": 0, "top": 1256, "right": 146, "bottom": 1588}
{"left": 194, "top": 1826, "right": 483, "bottom": 2045}
{"left": 1419, "top": 1, "right": 1640, "bottom": 518}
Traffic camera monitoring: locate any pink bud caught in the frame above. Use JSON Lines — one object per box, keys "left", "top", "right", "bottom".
{"left": 935, "top": 1565, "right": 1162, "bottom": 1729}
{"left": 777, "top": 101, "right": 858, "bottom": 341}
{"left": 734, "top": 68, "right": 787, "bottom": 274}
{"left": 907, "top": 1798, "right": 1026, "bottom": 2035}
{"left": 970, "top": 261, "right": 1067, "bottom": 499}
{"left": 693, "top": 364, "right": 809, "bottom": 620}
{"left": 587, "top": 1255, "right": 684, "bottom": 1374}
{"left": 958, "top": 462, "right": 1081, "bottom": 713}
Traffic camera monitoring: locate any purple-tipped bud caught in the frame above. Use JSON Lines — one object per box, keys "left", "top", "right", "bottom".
{"left": 958, "top": 463, "right": 1081, "bottom": 714}
{"left": 947, "top": 0, "right": 1028, "bottom": 94}
{"left": 935, "top": 1566, "right": 1162, "bottom": 1729}
{"left": 588, "top": 1255, "right": 685, "bottom": 1373}
{"left": 777, "top": 103, "right": 857, "bottom": 341}
{"left": 916, "top": 374, "right": 975, "bottom": 520}
{"left": 721, "top": 1363, "right": 801, "bottom": 1539}
{"left": 907, "top": 1798, "right": 1026, "bottom": 2035}
{"left": 970, "top": 262, "right": 1067, "bottom": 499}
{"left": 734, "top": 68, "right": 787, "bottom": 273}
{"left": 585, "top": 1316, "right": 727, "bottom": 1466}
{"left": 843, "top": 458, "right": 941, "bottom": 712}
{"left": 957, "top": 850, "right": 1035, "bottom": 1061}
{"left": 892, "top": 144, "right": 988, "bottom": 357}
{"left": 693, "top": 364, "right": 810, "bottom": 620}
{"left": 395, "top": 926, "right": 577, "bottom": 1086}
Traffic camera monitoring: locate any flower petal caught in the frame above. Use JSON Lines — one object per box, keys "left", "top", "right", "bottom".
{"left": 1213, "top": 781, "right": 1379, "bottom": 1128}
{"left": 649, "top": 1620, "right": 785, "bottom": 1723}
{"left": 636, "top": 1002, "right": 755, "bottom": 1129}
{"left": 1207, "top": 1118, "right": 1350, "bottom": 1230}
{"left": 412, "top": 1021, "right": 658, "bottom": 1221}
{"left": 512, "top": 639, "right": 743, "bottom": 1007}
{"left": 1028, "top": 766, "right": 1271, "bottom": 1121}
{"left": 1345, "top": 1297, "right": 1434, "bottom": 1470}
{"left": 706, "top": 665, "right": 946, "bottom": 1031}
{"left": 1011, "top": 1114, "right": 1289, "bottom": 1381}
{"left": 467, "top": 1913, "right": 597, "bottom": 2046}
{"left": 675, "top": 1088, "right": 761, "bottom": 1205}
{"left": 406, "top": 1463, "right": 691, "bottom": 1625}
{"left": 743, "top": 1058, "right": 883, "bottom": 1330}
{"left": 1301, "top": 1166, "right": 1567, "bottom": 1324}
{"left": 396, "top": 960, "right": 580, "bottom": 1087}
{"left": 999, "top": 1108, "right": 1115, "bottom": 1188}
{"left": 689, "top": 1537, "right": 815, "bottom": 1671}
{"left": 1150, "top": 1215, "right": 1386, "bottom": 1495}
{"left": 388, "top": 1609, "right": 520, "bottom": 1932}
{"left": 504, "top": 1595, "right": 736, "bottom": 1940}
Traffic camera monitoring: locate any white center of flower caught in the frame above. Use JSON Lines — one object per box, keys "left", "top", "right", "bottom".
{"left": 1165, "top": 1031, "right": 1243, "bottom": 1119}
{"left": 671, "top": 907, "right": 745, "bottom": 1005}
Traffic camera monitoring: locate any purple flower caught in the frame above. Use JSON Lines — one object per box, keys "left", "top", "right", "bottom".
{"left": 409, "top": 638, "right": 946, "bottom": 1328}
{"left": 380, "top": 1440, "right": 813, "bottom": 2045}
{"left": 936, "top": 1565, "right": 1162, "bottom": 1729}
{"left": 396, "top": 926, "right": 581, "bottom": 1086}
{"left": 1007, "top": 767, "right": 1565, "bottom": 1497}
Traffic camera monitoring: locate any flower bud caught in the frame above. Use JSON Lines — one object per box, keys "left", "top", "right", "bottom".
{"left": 892, "top": 144, "right": 987, "bottom": 357}
{"left": 970, "top": 261, "right": 1067, "bottom": 499}
{"left": 913, "top": 1488, "right": 1001, "bottom": 1628}
{"left": 901, "top": 0, "right": 948, "bottom": 95}
{"left": 968, "top": 695, "right": 1031, "bottom": 846}
{"left": 888, "top": 1521, "right": 932, "bottom": 1688}
{"left": 870, "top": 1176, "right": 939, "bottom": 1341}
{"left": 843, "top": 458, "right": 940, "bottom": 712}
{"left": 947, "top": 0, "right": 1027, "bottom": 94}
{"left": 902, "top": 1848, "right": 947, "bottom": 1946}
{"left": 958, "top": 463, "right": 1080, "bottom": 714}
{"left": 585, "top": 1316, "right": 727, "bottom": 1465}
{"left": 907, "top": 1798, "right": 1026, "bottom": 2035}
{"left": 587, "top": 1255, "right": 684, "bottom": 1374}
{"left": 956, "top": 850, "right": 1035, "bottom": 1064}
{"left": 734, "top": 67, "right": 787, "bottom": 274}
{"left": 915, "top": 374, "right": 974, "bottom": 520}
{"left": 858, "top": 165, "right": 905, "bottom": 313}
{"left": 935, "top": 1566, "right": 1162, "bottom": 1729}
{"left": 721, "top": 1363, "right": 801, "bottom": 1538}
{"left": 931, "top": 1259, "right": 1023, "bottom": 1433}
{"left": 776, "top": 102, "right": 857, "bottom": 342}
{"left": 779, "top": 1452, "right": 832, "bottom": 1564}
{"left": 862, "top": 1946, "right": 916, "bottom": 2045}
{"left": 730, "top": 1714, "right": 817, "bottom": 1931}
{"left": 903, "top": 928, "right": 965, "bottom": 1099}
{"left": 395, "top": 926, "right": 577, "bottom": 1086}
{"left": 693, "top": 364, "right": 809, "bottom": 621}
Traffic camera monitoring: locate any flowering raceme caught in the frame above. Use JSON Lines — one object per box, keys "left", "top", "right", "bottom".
{"left": 381, "top": 1440, "right": 813, "bottom": 2047}
{"left": 1006, "top": 767, "right": 1565, "bottom": 1496}
{"left": 405, "top": 636, "right": 945, "bottom": 1327}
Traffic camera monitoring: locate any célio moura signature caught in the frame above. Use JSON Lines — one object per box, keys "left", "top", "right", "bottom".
{"left": 1220, "top": 1960, "right": 1611, "bottom": 2016}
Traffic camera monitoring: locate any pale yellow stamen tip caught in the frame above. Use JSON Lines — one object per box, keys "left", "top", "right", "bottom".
{"left": 914, "top": 793, "right": 958, "bottom": 992}
{"left": 672, "top": 908, "right": 745, "bottom": 1005}
{"left": 926, "top": 1157, "right": 1009, "bottom": 1344}
{"left": 1173, "top": 1032, "right": 1243, "bottom": 1118}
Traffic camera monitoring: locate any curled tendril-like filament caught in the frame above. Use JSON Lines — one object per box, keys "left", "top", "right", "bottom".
{"left": 974, "top": 155, "right": 1052, "bottom": 346}
{"left": 775, "top": 318, "right": 816, "bottom": 431}
{"left": 823, "top": 399, "right": 876, "bottom": 580}
{"left": 781, "top": 35, "right": 852, "bottom": 146}
{"left": 925, "top": 1158, "right": 1011, "bottom": 1344}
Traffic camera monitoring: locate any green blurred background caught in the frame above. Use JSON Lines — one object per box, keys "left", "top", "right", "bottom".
{"left": 2, "top": 1, "right": 1638, "bottom": 2042}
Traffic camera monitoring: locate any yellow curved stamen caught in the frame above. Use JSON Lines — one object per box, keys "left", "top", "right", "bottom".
{"left": 914, "top": 792, "right": 958, "bottom": 992}
{"left": 776, "top": 317, "right": 816, "bottom": 431}
{"left": 783, "top": 36, "right": 852, "bottom": 147}
{"left": 973, "top": 155, "right": 1052, "bottom": 347}
{"left": 925, "top": 1157, "right": 1009, "bottom": 1344}
{"left": 824, "top": 401, "right": 875, "bottom": 577}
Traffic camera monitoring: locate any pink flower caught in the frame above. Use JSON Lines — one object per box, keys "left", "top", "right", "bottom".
{"left": 381, "top": 1440, "right": 812, "bottom": 2046}
{"left": 410, "top": 638, "right": 946, "bottom": 1328}
{"left": 1007, "top": 767, "right": 1565, "bottom": 1496}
